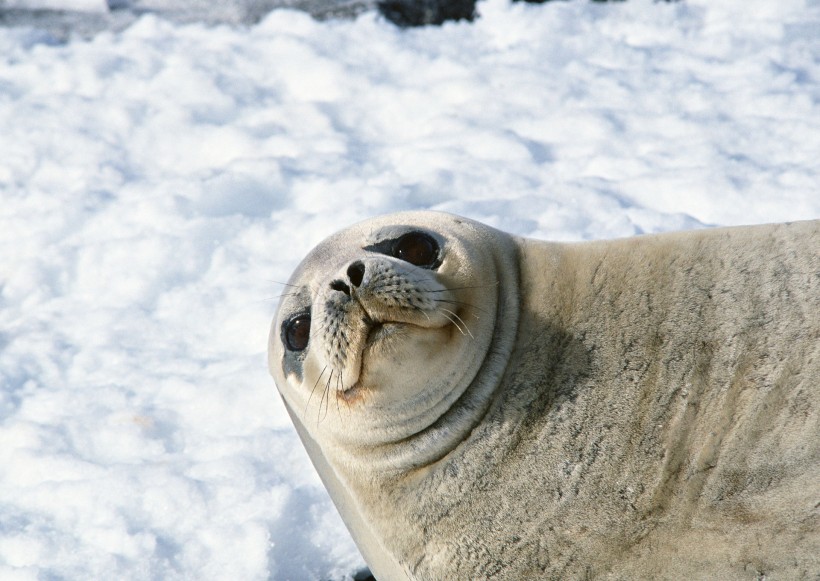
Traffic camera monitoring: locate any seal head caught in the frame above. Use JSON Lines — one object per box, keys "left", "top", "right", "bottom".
{"left": 269, "top": 211, "right": 520, "bottom": 474}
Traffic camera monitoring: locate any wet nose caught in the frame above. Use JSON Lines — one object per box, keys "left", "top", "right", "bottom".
{"left": 347, "top": 261, "right": 365, "bottom": 288}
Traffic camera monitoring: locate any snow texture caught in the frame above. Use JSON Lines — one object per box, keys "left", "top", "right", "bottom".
{"left": 0, "top": 0, "right": 377, "bottom": 39}
{"left": 1, "top": 0, "right": 819, "bottom": 579}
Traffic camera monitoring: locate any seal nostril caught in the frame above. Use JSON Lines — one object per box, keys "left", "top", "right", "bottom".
{"left": 347, "top": 261, "right": 365, "bottom": 287}
{"left": 330, "top": 279, "right": 351, "bottom": 295}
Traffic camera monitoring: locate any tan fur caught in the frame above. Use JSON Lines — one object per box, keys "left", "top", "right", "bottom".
{"left": 270, "top": 213, "right": 819, "bottom": 580}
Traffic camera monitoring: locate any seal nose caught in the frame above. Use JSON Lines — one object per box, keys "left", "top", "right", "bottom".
{"left": 347, "top": 261, "right": 365, "bottom": 288}
{"left": 330, "top": 279, "right": 350, "bottom": 295}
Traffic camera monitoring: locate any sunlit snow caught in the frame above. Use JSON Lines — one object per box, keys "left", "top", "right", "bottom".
{"left": 1, "top": 0, "right": 819, "bottom": 579}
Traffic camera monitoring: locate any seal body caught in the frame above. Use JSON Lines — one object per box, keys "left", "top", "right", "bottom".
{"left": 269, "top": 212, "right": 820, "bottom": 580}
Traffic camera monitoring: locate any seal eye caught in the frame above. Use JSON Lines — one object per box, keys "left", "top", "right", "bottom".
{"left": 284, "top": 314, "right": 311, "bottom": 351}
{"left": 393, "top": 232, "right": 439, "bottom": 268}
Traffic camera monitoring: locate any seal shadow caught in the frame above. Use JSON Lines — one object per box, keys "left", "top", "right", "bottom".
{"left": 502, "top": 308, "right": 595, "bottom": 417}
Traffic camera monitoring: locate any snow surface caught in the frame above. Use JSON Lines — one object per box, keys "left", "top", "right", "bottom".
{"left": 1, "top": 0, "right": 819, "bottom": 579}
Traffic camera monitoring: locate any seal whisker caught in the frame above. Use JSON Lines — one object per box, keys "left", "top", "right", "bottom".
{"left": 305, "top": 365, "right": 328, "bottom": 416}
{"left": 426, "top": 280, "right": 501, "bottom": 292}
{"left": 264, "top": 291, "right": 300, "bottom": 302}
{"left": 440, "top": 311, "right": 463, "bottom": 334}
{"left": 440, "top": 308, "right": 473, "bottom": 338}
{"left": 323, "top": 372, "right": 334, "bottom": 423}
{"left": 435, "top": 298, "right": 488, "bottom": 318}
{"left": 318, "top": 370, "right": 334, "bottom": 426}
{"left": 334, "top": 373, "right": 343, "bottom": 419}
{"left": 433, "top": 284, "right": 499, "bottom": 292}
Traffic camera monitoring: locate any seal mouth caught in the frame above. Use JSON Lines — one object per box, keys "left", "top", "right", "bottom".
{"left": 365, "top": 321, "right": 398, "bottom": 346}
{"left": 365, "top": 321, "right": 384, "bottom": 345}
{"left": 338, "top": 315, "right": 457, "bottom": 403}
{"left": 339, "top": 320, "right": 403, "bottom": 403}
{"left": 339, "top": 382, "right": 365, "bottom": 403}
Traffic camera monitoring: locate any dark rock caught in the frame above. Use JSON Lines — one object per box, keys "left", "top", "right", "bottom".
{"left": 351, "top": 567, "right": 376, "bottom": 581}
{"left": 377, "top": 0, "right": 476, "bottom": 26}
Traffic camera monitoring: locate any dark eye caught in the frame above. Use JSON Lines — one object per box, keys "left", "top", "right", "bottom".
{"left": 283, "top": 314, "right": 311, "bottom": 351}
{"left": 392, "top": 232, "right": 440, "bottom": 268}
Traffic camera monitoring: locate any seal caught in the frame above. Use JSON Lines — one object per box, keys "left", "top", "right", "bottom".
{"left": 269, "top": 211, "right": 820, "bottom": 580}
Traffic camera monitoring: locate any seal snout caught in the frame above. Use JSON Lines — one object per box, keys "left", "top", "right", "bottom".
{"left": 347, "top": 261, "right": 365, "bottom": 287}
{"left": 329, "top": 260, "right": 367, "bottom": 297}
{"left": 330, "top": 279, "right": 351, "bottom": 295}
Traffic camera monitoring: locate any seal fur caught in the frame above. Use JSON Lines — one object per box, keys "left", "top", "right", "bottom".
{"left": 269, "top": 211, "right": 819, "bottom": 580}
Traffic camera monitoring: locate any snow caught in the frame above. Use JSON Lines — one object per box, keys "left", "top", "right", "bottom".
{"left": 1, "top": 0, "right": 819, "bottom": 579}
